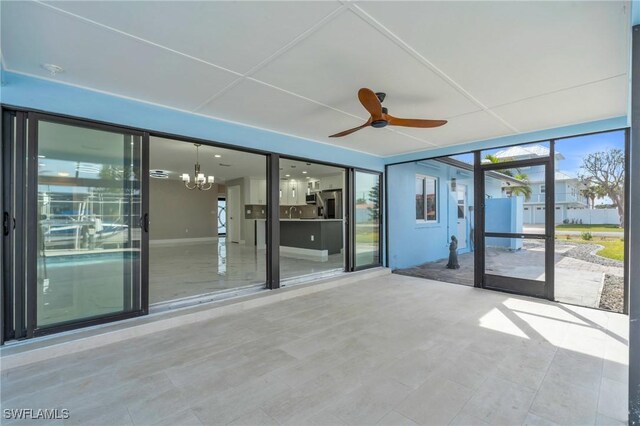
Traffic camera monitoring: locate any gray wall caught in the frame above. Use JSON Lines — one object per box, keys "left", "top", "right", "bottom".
{"left": 149, "top": 178, "right": 218, "bottom": 240}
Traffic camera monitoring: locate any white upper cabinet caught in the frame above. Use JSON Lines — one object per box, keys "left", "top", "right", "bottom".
{"left": 319, "top": 174, "right": 344, "bottom": 190}
{"left": 248, "top": 178, "right": 267, "bottom": 204}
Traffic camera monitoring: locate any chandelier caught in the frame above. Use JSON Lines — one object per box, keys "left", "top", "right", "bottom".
{"left": 181, "top": 144, "right": 215, "bottom": 191}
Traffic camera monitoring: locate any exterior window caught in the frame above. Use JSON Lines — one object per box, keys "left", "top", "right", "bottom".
{"left": 416, "top": 175, "right": 437, "bottom": 222}
{"left": 540, "top": 184, "right": 546, "bottom": 193}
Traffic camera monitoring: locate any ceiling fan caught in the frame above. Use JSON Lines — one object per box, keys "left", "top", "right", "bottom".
{"left": 329, "top": 88, "right": 447, "bottom": 138}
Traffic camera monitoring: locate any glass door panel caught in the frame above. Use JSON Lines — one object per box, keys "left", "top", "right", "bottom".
{"left": 354, "top": 171, "right": 381, "bottom": 269}
{"left": 34, "top": 119, "right": 144, "bottom": 329}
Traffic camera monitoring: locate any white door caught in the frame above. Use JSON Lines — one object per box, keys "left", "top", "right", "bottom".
{"left": 456, "top": 184, "right": 467, "bottom": 250}
{"left": 227, "top": 185, "right": 241, "bottom": 243}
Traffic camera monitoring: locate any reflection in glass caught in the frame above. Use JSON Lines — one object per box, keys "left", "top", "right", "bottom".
{"left": 354, "top": 171, "right": 380, "bottom": 268}
{"left": 36, "top": 121, "right": 141, "bottom": 327}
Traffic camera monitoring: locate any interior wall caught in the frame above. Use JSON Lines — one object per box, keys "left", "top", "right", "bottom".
{"left": 149, "top": 179, "right": 219, "bottom": 241}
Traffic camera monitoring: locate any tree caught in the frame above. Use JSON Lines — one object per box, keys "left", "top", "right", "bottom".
{"left": 484, "top": 154, "right": 532, "bottom": 201}
{"left": 367, "top": 181, "right": 380, "bottom": 223}
{"left": 580, "top": 184, "right": 607, "bottom": 209}
{"left": 578, "top": 149, "right": 625, "bottom": 227}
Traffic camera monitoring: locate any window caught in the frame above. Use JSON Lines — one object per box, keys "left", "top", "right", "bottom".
{"left": 416, "top": 175, "right": 437, "bottom": 222}
{"left": 540, "top": 184, "right": 546, "bottom": 193}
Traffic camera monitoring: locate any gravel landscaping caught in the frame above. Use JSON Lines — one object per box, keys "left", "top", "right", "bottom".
{"left": 600, "top": 274, "right": 624, "bottom": 313}
{"left": 556, "top": 241, "right": 624, "bottom": 267}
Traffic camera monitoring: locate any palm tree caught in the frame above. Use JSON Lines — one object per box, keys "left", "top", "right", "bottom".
{"left": 484, "top": 154, "right": 532, "bottom": 201}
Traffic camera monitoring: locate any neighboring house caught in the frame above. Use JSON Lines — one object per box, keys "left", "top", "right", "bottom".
{"left": 490, "top": 145, "right": 589, "bottom": 224}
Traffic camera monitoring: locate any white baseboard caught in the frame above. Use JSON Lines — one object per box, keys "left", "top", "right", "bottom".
{"left": 280, "top": 246, "right": 328, "bottom": 261}
{"left": 150, "top": 237, "right": 218, "bottom": 246}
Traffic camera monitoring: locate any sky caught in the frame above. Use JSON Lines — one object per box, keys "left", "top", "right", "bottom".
{"left": 447, "top": 129, "right": 626, "bottom": 176}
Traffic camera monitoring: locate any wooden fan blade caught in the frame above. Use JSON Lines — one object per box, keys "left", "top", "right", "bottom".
{"left": 329, "top": 120, "right": 371, "bottom": 138}
{"left": 358, "top": 88, "right": 383, "bottom": 120}
{"left": 387, "top": 115, "right": 447, "bottom": 128}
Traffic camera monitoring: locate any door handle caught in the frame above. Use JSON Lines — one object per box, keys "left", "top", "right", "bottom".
{"left": 140, "top": 214, "right": 149, "bottom": 232}
{"left": 3, "top": 212, "right": 13, "bottom": 236}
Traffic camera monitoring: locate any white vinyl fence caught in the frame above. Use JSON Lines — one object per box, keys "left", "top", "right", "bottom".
{"left": 565, "top": 208, "right": 620, "bottom": 225}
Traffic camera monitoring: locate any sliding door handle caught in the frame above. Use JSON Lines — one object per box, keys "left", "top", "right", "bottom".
{"left": 143, "top": 213, "right": 149, "bottom": 232}
{"left": 3, "top": 212, "right": 13, "bottom": 236}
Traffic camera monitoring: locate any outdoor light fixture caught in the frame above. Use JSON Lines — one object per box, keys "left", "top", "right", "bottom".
{"left": 182, "top": 144, "right": 214, "bottom": 191}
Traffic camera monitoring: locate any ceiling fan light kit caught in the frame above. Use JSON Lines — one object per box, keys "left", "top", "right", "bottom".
{"left": 329, "top": 88, "right": 447, "bottom": 138}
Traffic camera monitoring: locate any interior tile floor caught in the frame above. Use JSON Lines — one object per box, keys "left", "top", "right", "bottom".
{"left": 150, "top": 239, "right": 344, "bottom": 304}
{"left": 1, "top": 274, "right": 628, "bottom": 425}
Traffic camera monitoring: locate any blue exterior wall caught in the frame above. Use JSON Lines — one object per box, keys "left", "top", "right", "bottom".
{"left": 387, "top": 160, "right": 504, "bottom": 270}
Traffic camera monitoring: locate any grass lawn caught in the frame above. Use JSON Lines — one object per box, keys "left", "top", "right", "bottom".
{"left": 556, "top": 224, "right": 623, "bottom": 233}
{"left": 558, "top": 235, "right": 624, "bottom": 261}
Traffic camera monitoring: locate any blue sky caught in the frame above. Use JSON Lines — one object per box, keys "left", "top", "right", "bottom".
{"left": 554, "top": 129, "right": 625, "bottom": 174}
{"left": 447, "top": 129, "right": 626, "bottom": 175}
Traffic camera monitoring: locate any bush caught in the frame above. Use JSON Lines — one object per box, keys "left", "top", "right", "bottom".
{"left": 581, "top": 231, "right": 593, "bottom": 241}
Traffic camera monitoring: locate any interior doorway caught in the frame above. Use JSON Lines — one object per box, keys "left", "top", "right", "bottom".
{"left": 227, "top": 185, "right": 241, "bottom": 244}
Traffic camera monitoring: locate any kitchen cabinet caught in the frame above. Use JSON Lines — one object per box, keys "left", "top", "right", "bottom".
{"left": 319, "top": 174, "right": 344, "bottom": 190}
{"left": 248, "top": 178, "right": 266, "bottom": 205}
{"left": 279, "top": 179, "right": 307, "bottom": 205}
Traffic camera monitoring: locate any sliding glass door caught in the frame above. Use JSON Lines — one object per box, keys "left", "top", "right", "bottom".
{"left": 17, "top": 114, "right": 148, "bottom": 337}
{"left": 353, "top": 170, "right": 382, "bottom": 269}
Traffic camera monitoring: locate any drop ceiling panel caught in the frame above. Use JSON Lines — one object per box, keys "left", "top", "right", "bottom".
{"left": 491, "top": 76, "right": 628, "bottom": 133}
{"left": 1, "top": 1, "right": 239, "bottom": 111}
{"left": 43, "top": 1, "right": 342, "bottom": 75}
{"left": 199, "top": 78, "right": 432, "bottom": 156}
{"left": 357, "top": 1, "right": 629, "bottom": 108}
{"left": 398, "top": 111, "right": 515, "bottom": 147}
{"left": 150, "top": 136, "right": 267, "bottom": 183}
{"left": 252, "top": 10, "right": 479, "bottom": 120}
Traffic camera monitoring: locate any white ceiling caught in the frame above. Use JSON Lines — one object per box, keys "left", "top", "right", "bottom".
{"left": 0, "top": 1, "right": 630, "bottom": 157}
{"left": 150, "top": 136, "right": 342, "bottom": 183}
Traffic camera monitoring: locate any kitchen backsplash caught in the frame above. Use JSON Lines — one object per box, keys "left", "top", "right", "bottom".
{"left": 244, "top": 204, "right": 321, "bottom": 219}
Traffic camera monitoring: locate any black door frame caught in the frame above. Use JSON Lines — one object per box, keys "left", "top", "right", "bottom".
{"left": 0, "top": 105, "right": 386, "bottom": 342}
{"left": 476, "top": 150, "right": 555, "bottom": 299}
{"left": 350, "top": 168, "right": 383, "bottom": 271}
{"left": 5, "top": 111, "right": 150, "bottom": 339}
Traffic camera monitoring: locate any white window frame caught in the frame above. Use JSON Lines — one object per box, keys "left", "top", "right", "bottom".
{"left": 416, "top": 174, "right": 438, "bottom": 223}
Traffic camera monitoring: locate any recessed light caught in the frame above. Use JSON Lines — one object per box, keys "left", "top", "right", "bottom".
{"left": 285, "top": 174, "right": 290, "bottom": 177}
{"left": 38, "top": 155, "right": 46, "bottom": 159}
{"left": 41, "top": 63, "right": 64, "bottom": 76}
{"left": 306, "top": 176, "right": 311, "bottom": 179}
{"left": 57, "top": 172, "right": 70, "bottom": 177}
{"left": 39, "top": 163, "right": 46, "bottom": 167}
{"left": 214, "top": 154, "right": 222, "bottom": 158}
{"left": 302, "top": 171, "right": 307, "bottom": 174}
